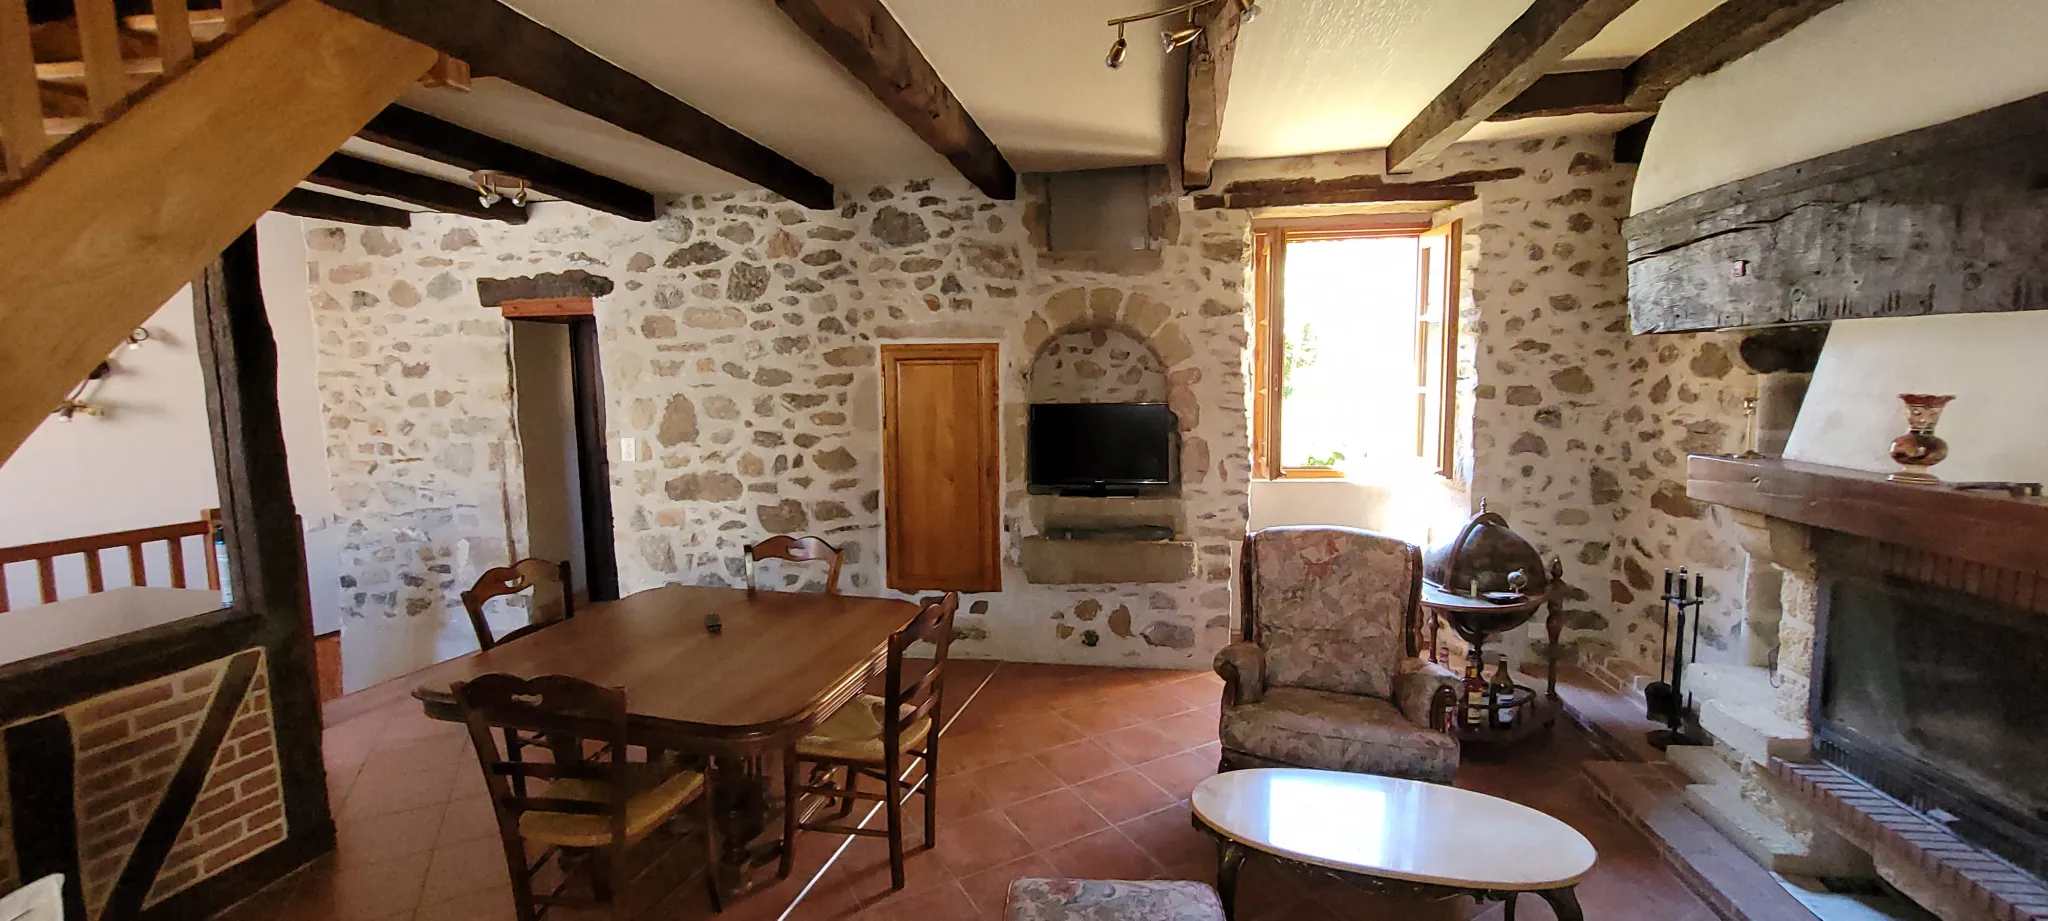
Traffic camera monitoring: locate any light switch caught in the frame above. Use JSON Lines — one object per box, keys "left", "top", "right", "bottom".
{"left": 620, "top": 437, "right": 636, "bottom": 462}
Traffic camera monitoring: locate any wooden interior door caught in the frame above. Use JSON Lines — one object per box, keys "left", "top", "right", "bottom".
{"left": 881, "top": 343, "right": 1001, "bottom": 592}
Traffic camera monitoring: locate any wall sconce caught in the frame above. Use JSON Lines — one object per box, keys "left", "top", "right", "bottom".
{"left": 52, "top": 327, "right": 149, "bottom": 421}
{"left": 472, "top": 170, "right": 530, "bottom": 208}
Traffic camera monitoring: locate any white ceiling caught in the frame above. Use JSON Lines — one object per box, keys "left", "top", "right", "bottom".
{"left": 345, "top": 0, "right": 1731, "bottom": 200}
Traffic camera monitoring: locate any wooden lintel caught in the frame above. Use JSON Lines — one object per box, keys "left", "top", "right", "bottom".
{"left": 0, "top": 0, "right": 435, "bottom": 466}
{"left": 499, "top": 296, "right": 593, "bottom": 319}
{"left": 307, "top": 152, "right": 527, "bottom": 223}
{"left": 1625, "top": 0, "right": 1847, "bottom": 109}
{"left": 1386, "top": 0, "right": 1640, "bottom": 171}
{"left": 1191, "top": 167, "right": 1522, "bottom": 210}
{"left": 1178, "top": 0, "right": 1243, "bottom": 191}
{"left": 1487, "top": 69, "right": 1640, "bottom": 121}
{"left": 271, "top": 187, "right": 413, "bottom": 227}
{"left": 357, "top": 106, "right": 657, "bottom": 221}
{"left": 318, "top": 0, "right": 836, "bottom": 209}
{"left": 773, "top": 0, "right": 1013, "bottom": 200}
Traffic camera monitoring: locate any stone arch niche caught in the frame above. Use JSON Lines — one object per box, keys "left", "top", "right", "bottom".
{"left": 1020, "top": 324, "right": 1196, "bottom": 585}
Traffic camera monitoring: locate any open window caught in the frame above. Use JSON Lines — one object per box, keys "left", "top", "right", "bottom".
{"left": 1251, "top": 219, "right": 1462, "bottom": 480}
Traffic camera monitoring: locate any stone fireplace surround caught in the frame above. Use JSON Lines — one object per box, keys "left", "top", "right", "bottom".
{"left": 1680, "top": 454, "right": 2048, "bottom": 921}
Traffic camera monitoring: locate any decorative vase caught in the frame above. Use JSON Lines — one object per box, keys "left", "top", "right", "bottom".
{"left": 1887, "top": 393, "right": 1955, "bottom": 484}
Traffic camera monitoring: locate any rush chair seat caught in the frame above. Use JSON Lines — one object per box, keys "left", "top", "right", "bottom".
{"left": 454, "top": 673, "right": 723, "bottom": 920}
{"left": 781, "top": 591, "right": 958, "bottom": 890}
{"left": 744, "top": 535, "right": 844, "bottom": 596}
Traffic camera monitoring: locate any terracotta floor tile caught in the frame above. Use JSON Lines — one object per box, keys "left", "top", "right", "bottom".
{"left": 417, "top": 841, "right": 514, "bottom": 905}
{"left": 336, "top": 767, "right": 454, "bottom": 822}
{"left": 1032, "top": 740, "right": 1128, "bottom": 787}
{"left": 1095, "top": 724, "right": 1187, "bottom": 766}
{"left": 1133, "top": 749, "right": 1217, "bottom": 801}
{"left": 856, "top": 878, "right": 980, "bottom": 921}
{"left": 411, "top": 885, "right": 517, "bottom": 921}
{"left": 334, "top": 802, "right": 447, "bottom": 865}
{"left": 1117, "top": 685, "right": 1197, "bottom": 722}
{"left": 961, "top": 756, "right": 1063, "bottom": 808}
{"left": 1071, "top": 770, "right": 1175, "bottom": 826}
{"left": 1039, "top": 828, "right": 1164, "bottom": 881}
{"left": 292, "top": 852, "right": 432, "bottom": 921}
{"left": 932, "top": 810, "right": 1035, "bottom": 878}
{"left": 434, "top": 791, "right": 501, "bottom": 849}
{"left": 1152, "top": 710, "right": 1220, "bottom": 751}
{"left": 931, "top": 773, "right": 995, "bottom": 824}
{"left": 1002, "top": 788, "right": 1110, "bottom": 852}
{"left": 995, "top": 711, "right": 1085, "bottom": 755}
{"left": 1117, "top": 803, "right": 1215, "bottom": 871}
{"left": 1054, "top": 702, "right": 1148, "bottom": 736}
{"left": 956, "top": 854, "right": 1058, "bottom": 920}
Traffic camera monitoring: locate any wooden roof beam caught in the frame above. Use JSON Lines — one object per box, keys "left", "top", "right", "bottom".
{"left": 1386, "top": 0, "right": 1640, "bottom": 172}
{"left": 356, "top": 106, "right": 656, "bottom": 221}
{"left": 1624, "top": 0, "right": 1846, "bottom": 109}
{"left": 317, "top": 0, "right": 835, "bottom": 209}
{"left": 1178, "top": 0, "right": 1244, "bottom": 191}
{"left": 306, "top": 152, "right": 527, "bottom": 222}
{"left": 271, "top": 187, "right": 413, "bottom": 227}
{"left": 773, "top": 0, "right": 1013, "bottom": 200}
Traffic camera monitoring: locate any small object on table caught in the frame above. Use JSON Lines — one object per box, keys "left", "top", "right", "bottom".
{"left": 1949, "top": 480, "right": 2044, "bottom": 498}
{"left": 705, "top": 612, "right": 722, "bottom": 634}
{"left": 1887, "top": 393, "right": 1955, "bottom": 484}
{"left": 1461, "top": 648, "right": 1488, "bottom": 733}
{"left": 1489, "top": 657, "right": 1518, "bottom": 730}
{"left": 1192, "top": 768, "right": 1593, "bottom": 921}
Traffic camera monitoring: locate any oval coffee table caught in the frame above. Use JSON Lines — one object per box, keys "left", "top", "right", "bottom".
{"left": 1191, "top": 768, "right": 1596, "bottom": 920}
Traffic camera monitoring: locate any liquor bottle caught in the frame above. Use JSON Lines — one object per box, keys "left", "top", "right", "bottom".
{"left": 1489, "top": 657, "right": 1517, "bottom": 729}
{"left": 1462, "top": 649, "right": 1488, "bottom": 732}
{"left": 213, "top": 523, "right": 233, "bottom": 605}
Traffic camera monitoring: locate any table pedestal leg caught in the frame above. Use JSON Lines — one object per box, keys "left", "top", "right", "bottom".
{"left": 1216, "top": 841, "right": 1247, "bottom": 921}
{"left": 712, "top": 756, "right": 771, "bottom": 894}
{"left": 1538, "top": 886, "right": 1582, "bottom": 921}
{"left": 1502, "top": 893, "right": 1516, "bottom": 920}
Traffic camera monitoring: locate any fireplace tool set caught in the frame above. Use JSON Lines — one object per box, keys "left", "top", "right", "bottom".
{"left": 1646, "top": 567, "right": 1706, "bottom": 749}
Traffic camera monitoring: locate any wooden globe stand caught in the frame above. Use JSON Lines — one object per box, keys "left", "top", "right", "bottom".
{"left": 1422, "top": 578, "right": 1569, "bottom": 744}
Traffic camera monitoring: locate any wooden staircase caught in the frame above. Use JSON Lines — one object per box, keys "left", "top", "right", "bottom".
{"left": 0, "top": 0, "right": 437, "bottom": 466}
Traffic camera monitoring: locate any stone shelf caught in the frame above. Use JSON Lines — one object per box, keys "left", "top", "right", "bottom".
{"left": 1019, "top": 536, "right": 1197, "bottom": 584}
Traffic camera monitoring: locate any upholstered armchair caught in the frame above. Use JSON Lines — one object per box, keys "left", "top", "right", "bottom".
{"left": 1214, "top": 526, "right": 1462, "bottom": 784}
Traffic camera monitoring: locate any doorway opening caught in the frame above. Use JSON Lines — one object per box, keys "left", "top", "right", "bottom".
{"left": 507, "top": 299, "right": 619, "bottom": 610}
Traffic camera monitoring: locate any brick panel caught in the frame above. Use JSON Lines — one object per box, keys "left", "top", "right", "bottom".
{"left": 61, "top": 658, "right": 227, "bottom": 918}
{"left": 144, "top": 659, "right": 286, "bottom": 909}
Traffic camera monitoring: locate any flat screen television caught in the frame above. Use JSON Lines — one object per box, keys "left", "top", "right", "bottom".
{"left": 1028, "top": 402, "right": 1176, "bottom": 494}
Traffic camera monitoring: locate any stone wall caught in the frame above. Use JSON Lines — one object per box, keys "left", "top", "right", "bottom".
{"left": 1029, "top": 328, "right": 1168, "bottom": 403}
{"left": 302, "top": 177, "right": 1250, "bottom": 681}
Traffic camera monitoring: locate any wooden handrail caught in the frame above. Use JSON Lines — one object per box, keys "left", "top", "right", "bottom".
{"left": 0, "top": 515, "right": 218, "bottom": 612}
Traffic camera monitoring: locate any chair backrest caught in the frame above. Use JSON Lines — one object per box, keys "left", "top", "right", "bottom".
{"left": 883, "top": 592, "right": 958, "bottom": 744}
{"left": 1241, "top": 526, "right": 1421, "bottom": 700}
{"left": 462, "top": 558, "right": 573, "bottom": 651}
{"left": 454, "top": 673, "right": 630, "bottom": 846}
{"left": 744, "top": 535, "right": 843, "bottom": 597}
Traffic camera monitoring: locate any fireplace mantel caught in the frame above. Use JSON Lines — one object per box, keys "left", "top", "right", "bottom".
{"left": 1686, "top": 454, "right": 2048, "bottom": 577}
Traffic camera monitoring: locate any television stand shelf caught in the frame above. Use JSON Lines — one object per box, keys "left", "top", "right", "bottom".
{"left": 1019, "top": 535, "right": 1197, "bottom": 584}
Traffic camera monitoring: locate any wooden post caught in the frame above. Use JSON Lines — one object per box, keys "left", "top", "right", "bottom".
{"left": 193, "top": 229, "right": 335, "bottom": 861}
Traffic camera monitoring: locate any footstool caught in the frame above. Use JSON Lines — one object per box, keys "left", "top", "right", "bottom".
{"left": 1006, "top": 878, "right": 1226, "bottom": 921}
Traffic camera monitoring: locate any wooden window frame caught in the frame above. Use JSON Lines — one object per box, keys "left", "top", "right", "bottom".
{"left": 1250, "top": 219, "right": 1459, "bottom": 480}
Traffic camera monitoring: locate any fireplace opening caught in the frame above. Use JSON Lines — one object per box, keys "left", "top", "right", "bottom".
{"left": 1815, "top": 560, "right": 2048, "bottom": 881}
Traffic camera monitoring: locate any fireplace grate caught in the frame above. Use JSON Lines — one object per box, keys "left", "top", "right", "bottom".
{"left": 1816, "top": 731, "right": 2048, "bottom": 883}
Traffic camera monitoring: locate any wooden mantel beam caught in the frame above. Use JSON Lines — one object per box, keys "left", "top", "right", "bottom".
{"left": 317, "top": 0, "right": 836, "bottom": 209}
{"left": 1178, "top": 0, "right": 1243, "bottom": 191}
{"left": 356, "top": 106, "right": 657, "bottom": 221}
{"left": 773, "top": 0, "right": 1013, "bottom": 200}
{"left": 1386, "top": 0, "right": 1639, "bottom": 171}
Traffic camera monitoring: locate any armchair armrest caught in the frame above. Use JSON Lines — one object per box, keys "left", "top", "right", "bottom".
{"left": 1213, "top": 642, "right": 1266, "bottom": 706}
{"left": 1394, "top": 658, "right": 1460, "bottom": 731}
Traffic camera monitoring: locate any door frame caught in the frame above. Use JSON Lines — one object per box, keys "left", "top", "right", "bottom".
{"left": 503, "top": 297, "right": 619, "bottom": 603}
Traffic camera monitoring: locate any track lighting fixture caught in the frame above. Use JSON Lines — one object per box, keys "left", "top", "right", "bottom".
{"left": 471, "top": 170, "right": 531, "bottom": 209}
{"left": 1106, "top": 24, "right": 1129, "bottom": 69}
{"left": 1103, "top": 0, "right": 1261, "bottom": 69}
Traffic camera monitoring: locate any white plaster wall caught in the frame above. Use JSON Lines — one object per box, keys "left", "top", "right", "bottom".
{"left": 1632, "top": 0, "right": 2048, "bottom": 213}
{"left": 1248, "top": 476, "right": 1466, "bottom": 547}
{"left": 1785, "top": 312, "right": 2048, "bottom": 483}
{"left": 0, "top": 214, "right": 343, "bottom": 635}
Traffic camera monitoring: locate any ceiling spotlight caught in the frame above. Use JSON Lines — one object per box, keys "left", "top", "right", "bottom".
{"left": 1162, "top": 24, "right": 1202, "bottom": 52}
{"left": 471, "top": 170, "right": 530, "bottom": 209}
{"left": 1105, "top": 25, "right": 1128, "bottom": 69}
{"left": 1239, "top": 0, "right": 1261, "bottom": 23}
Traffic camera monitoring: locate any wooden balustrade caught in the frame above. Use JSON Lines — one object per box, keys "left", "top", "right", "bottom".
{"left": 0, "top": 515, "right": 220, "bottom": 612}
{"left": 0, "top": 0, "right": 252, "bottom": 182}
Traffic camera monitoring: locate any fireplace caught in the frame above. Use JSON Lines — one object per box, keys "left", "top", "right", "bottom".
{"left": 1812, "top": 532, "right": 2048, "bottom": 881}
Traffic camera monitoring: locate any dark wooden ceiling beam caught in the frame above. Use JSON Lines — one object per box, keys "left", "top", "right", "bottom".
{"left": 1177, "top": 0, "right": 1244, "bottom": 191}
{"left": 1624, "top": 0, "right": 1846, "bottom": 109}
{"left": 1191, "top": 167, "right": 1525, "bottom": 210}
{"left": 773, "top": 0, "right": 1013, "bottom": 200}
{"left": 271, "top": 187, "right": 413, "bottom": 228}
{"left": 316, "top": 0, "right": 835, "bottom": 209}
{"left": 356, "top": 106, "right": 657, "bottom": 221}
{"left": 1486, "top": 69, "right": 1635, "bottom": 120}
{"left": 1387, "top": 0, "right": 1640, "bottom": 171}
{"left": 306, "top": 153, "right": 528, "bottom": 223}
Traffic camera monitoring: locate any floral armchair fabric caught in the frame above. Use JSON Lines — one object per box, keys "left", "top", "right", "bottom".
{"left": 1213, "top": 526, "right": 1460, "bottom": 784}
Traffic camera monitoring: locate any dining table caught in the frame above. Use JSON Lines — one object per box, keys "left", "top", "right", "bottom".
{"left": 410, "top": 583, "right": 921, "bottom": 892}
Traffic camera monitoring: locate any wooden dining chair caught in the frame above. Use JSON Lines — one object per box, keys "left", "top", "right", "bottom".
{"left": 781, "top": 591, "right": 958, "bottom": 890}
{"left": 463, "top": 558, "right": 574, "bottom": 651}
{"left": 454, "top": 673, "right": 723, "bottom": 921}
{"left": 743, "top": 535, "right": 843, "bottom": 597}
